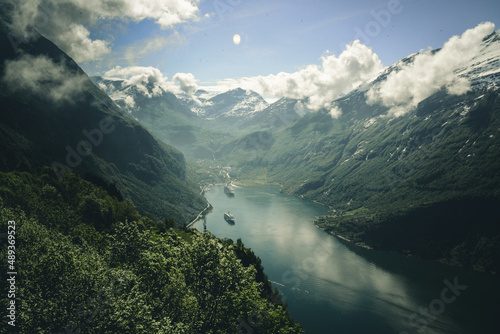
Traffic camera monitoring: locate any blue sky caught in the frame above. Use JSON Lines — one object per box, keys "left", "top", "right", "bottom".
{"left": 6, "top": 0, "right": 499, "bottom": 102}
{"left": 4, "top": 0, "right": 499, "bottom": 113}
{"left": 80, "top": 0, "right": 500, "bottom": 85}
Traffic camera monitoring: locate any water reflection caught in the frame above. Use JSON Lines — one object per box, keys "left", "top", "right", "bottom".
{"left": 193, "top": 185, "right": 496, "bottom": 334}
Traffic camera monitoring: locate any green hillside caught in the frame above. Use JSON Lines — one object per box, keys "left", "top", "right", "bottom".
{"left": 0, "top": 27, "right": 206, "bottom": 223}
{"left": 90, "top": 77, "right": 235, "bottom": 160}
{"left": 0, "top": 168, "right": 301, "bottom": 333}
{"left": 210, "top": 77, "right": 500, "bottom": 272}
{"left": 0, "top": 21, "right": 303, "bottom": 333}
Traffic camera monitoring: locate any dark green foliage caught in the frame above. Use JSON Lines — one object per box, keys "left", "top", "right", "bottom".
{"left": 315, "top": 197, "right": 500, "bottom": 273}
{"left": 84, "top": 173, "right": 124, "bottom": 201}
{"left": 0, "top": 169, "right": 303, "bottom": 333}
{"left": 0, "top": 26, "right": 207, "bottom": 223}
{"left": 164, "top": 216, "right": 177, "bottom": 229}
{"left": 0, "top": 167, "right": 141, "bottom": 235}
{"left": 231, "top": 238, "right": 296, "bottom": 326}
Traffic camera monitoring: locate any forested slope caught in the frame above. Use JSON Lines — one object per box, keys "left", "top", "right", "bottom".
{"left": 0, "top": 168, "right": 302, "bottom": 333}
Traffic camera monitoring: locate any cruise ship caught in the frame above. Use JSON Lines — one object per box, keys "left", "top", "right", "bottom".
{"left": 224, "top": 212, "right": 235, "bottom": 224}
{"left": 224, "top": 183, "right": 235, "bottom": 197}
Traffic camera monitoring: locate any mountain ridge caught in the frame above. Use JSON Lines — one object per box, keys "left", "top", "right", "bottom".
{"left": 210, "top": 31, "right": 500, "bottom": 272}
{"left": 0, "top": 26, "right": 207, "bottom": 223}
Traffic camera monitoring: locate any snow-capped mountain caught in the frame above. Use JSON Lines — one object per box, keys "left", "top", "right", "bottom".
{"left": 184, "top": 87, "right": 269, "bottom": 120}
{"left": 456, "top": 32, "right": 500, "bottom": 88}
{"left": 91, "top": 76, "right": 200, "bottom": 122}
{"left": 91, "top": 77, "right": 136, "bottom": 111}
{"left": 92, "top": 76, "right": 273, "bottom": 125}
{"left": 335, "top": 31, "right": 500, "bottom": 124}
{"left": 238, "top": 97, "right": 307, "bottom": 131}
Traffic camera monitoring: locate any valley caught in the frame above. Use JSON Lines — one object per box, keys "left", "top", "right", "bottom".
{"left": 1, "top": 3, "right": 500, "bottom": 332}
{"left": 95, "top": 32, "right": 500, "bottom": 274}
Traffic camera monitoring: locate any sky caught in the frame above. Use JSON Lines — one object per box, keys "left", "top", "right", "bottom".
{"left": 82, "top": 0, "right": 500, "bottom": 80}
{"left": 2, "top": 0, "right": 500, "bottom": 109}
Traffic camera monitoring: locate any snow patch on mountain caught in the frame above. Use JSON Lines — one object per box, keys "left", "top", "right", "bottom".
{"left": 455, "top": 32, "right": 500, "bottom": 89}
{"left": 365, "top": 23, "right": 498, "bottom": 117}
{"left": 183, "top": 88, "right": 269, "bottom": 120}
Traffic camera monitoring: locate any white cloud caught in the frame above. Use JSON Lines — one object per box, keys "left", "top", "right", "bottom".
{"left": 1, "top": 54, "right": 87, "bottom": 103}
{"left": 57, "top": 23, "right": 110, "bottom": 63}
{"left": 213, "top": 40, "right": 384, "bottom": 116}
{"left": 97, "top": 82, "right": 111, "bottom": 92}
{"left": 366, "top": 22, "right": 496, "bottom": 117}
{"left": 294, "top": 101, "right": 307, "bottom": 117}
{"left": 173, "top": 73, "right": 199, "bottom": 96}
{"left": 329, "top": 105, "right": 342, "bottom": 119}
{"left": 123, "top": 33, "right": 186, "bottom": 63}
{"left": 5, "top": 0, "right": 201, "bottom": 62}
{"left": 103, "top": 66, "right": 203, "bottom": 107}
{"left": 123, "top": 95, "right": 136, "bottom": 109}
{"left": 104, "top": 65, "right": 173, "bottom": 97}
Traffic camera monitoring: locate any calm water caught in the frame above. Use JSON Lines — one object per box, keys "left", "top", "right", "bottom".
{"left": 192, "top": 185, "right": 498, "bottom": 334}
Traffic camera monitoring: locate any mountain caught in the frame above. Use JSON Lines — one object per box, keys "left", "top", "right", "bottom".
{"left": 91, "top": 76, "right": 198, "bottom": 120}
{"left": 94, "top": 77, "right": 270, "bottom": 129}
{"left": 0, "top": 24, "right": 301, "bottom": 334}
{"left": 92, "top": 76, "right": 242, "bottom": 159}
{"left": 185, "top": 88, "right": 310, "bottom": 133}
{"left": 220, "top": 32, "right": 500, "bottom": 272}
{"left": 238, "top": 97, "right": 306, "bottom": 131}
{"left": 91, "top": 77, "right": 297, "bottom": 159}
{"left": 263, "top": 32, "right": 500, "bottom": 205}
{"left": 185, "top": 87, "right": 268, "bottom": 121}
{"left": 0, "top": 27, "right": 207, "bottom": 223}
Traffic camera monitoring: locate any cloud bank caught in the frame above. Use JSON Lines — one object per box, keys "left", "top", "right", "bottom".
{"left": 1, "top": 54, "right": 87, "bottom": 103}
{"left": 102, "top": 66, "right": 203, "bottom": 107}
{"left": 104, "top": 66, "right": 170, "bottom": 98}
{"left": 4, "top": 0, "right": 201, "bottom": 62}
{"left": 103, "top": 41, "right": 384, "bottom": 118}
{"left": 366, "top": 22, "right": 496, "bottom": 117}
{"left": 214, "top": 40, "right": 384, "bottom": 117}
{"left": 99, "top": 22, "right": 494, "bottom": 120}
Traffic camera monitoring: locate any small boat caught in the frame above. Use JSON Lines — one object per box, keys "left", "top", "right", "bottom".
{"left": 224, "top": 212, "right": 235, "bottom": 224}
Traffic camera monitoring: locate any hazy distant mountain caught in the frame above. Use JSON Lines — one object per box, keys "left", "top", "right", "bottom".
{"left": 186, "top": 87, "right": 268, "bottom": 120}
{"left": 0, "top": 28, "right": 206, "bottom": 222}
{"left": 94, "top": 76, "right": 270, "bottom": 125}
{"left": 91, "top": 77, "right": 303, "bottom": 157}
{"left": 91, "top": 76, "right": 231, "bottom": 159}
{"left": 91, "top": 76, "right": 198, "bottom": 119}
{"left": 238, "top": 97, "right": 307, "bottom": 131}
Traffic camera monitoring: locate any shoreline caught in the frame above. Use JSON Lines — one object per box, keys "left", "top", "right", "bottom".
{"left": 187, "top": 202, "right": 212, "bottom": 228}
{"left": 316, "top": 225, "right": 374, "bottom": 250}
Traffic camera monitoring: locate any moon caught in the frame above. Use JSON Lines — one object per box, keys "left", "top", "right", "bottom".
{"left": 233, "top": 34, "right": 241, "bottom": 45}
